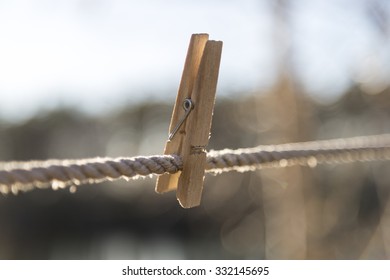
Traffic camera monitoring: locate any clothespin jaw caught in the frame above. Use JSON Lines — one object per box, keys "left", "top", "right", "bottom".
{"left": 155, "top": 34, "right": 223, "bottom": 208}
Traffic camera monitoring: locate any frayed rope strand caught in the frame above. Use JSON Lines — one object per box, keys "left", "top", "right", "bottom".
{"left": 0, "top": 155, "right": 182, "bottom": 194}
{"left": 1, "top": 134, "right": 390, "bottom": 194}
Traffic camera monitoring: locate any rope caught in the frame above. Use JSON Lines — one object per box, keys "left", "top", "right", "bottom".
{"left": 1, "top": 134, "right": 390, "bottom": 195}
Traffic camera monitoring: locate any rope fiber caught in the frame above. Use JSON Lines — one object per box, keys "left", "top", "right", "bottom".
{"left": 1, "top": 134, "right": 390, "bottom": 194}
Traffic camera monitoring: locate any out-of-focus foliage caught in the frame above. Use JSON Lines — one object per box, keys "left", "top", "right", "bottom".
{"left": 1, "top": 83, "right": 390, "bottom": 259}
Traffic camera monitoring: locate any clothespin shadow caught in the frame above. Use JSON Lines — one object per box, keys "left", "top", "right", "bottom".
{"left": 155, "top": 34, "right": 223, "bottom": 208}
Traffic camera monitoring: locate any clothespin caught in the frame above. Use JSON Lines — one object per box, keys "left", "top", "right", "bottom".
{"left": 155, "top": 34, "right": 223, "bottom": 208}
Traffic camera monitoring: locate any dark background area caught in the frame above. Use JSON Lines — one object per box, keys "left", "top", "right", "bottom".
{"left": 1, "top": 86, "right": 390, "bottom": 259}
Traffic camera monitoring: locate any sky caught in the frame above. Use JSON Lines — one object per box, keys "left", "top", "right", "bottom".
{"left": 0, "top": 0, "right": 389, "bottom": 122}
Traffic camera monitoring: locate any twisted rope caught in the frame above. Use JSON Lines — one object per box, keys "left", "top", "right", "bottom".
{"left": 1, "top": 134, "right": 390, "bottom": 194}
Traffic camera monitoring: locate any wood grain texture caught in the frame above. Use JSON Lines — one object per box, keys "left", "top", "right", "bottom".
{"left": 155, "top": 34, "right": 208, "bottom": 193}
{"left": 176, "top": 40, "right": 223, "bottom": 208}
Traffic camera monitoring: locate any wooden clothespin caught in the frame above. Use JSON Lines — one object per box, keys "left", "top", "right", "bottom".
{"left": 155, "top": 34, "right": 223, "bottom": 208}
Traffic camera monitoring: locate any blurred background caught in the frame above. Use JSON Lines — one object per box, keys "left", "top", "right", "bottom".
{"left": 1, "top": 0, "right": 390, "bottom": 259}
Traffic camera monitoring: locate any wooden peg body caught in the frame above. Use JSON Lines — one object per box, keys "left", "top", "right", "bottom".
{"left": 156, "top": 34, "right": 222, "bottom": 208}
{"left": 156, "top": 34, "right": 209, "bottom": 194}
